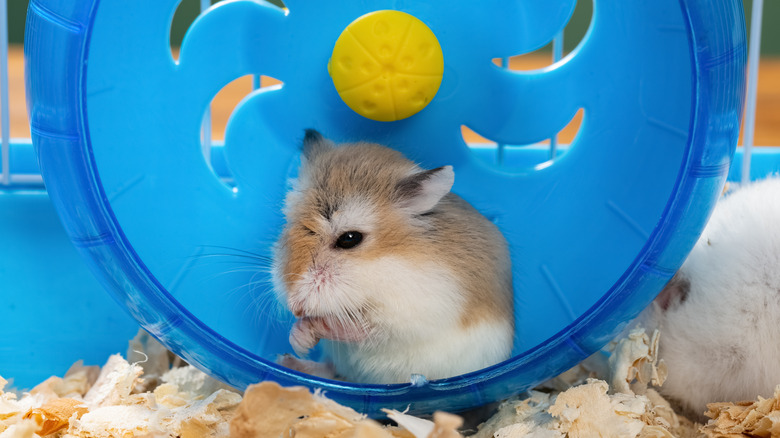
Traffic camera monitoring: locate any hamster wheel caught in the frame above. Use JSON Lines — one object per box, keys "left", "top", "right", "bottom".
{"left": 25, "top": 0, "right": 746, "bottom": 415}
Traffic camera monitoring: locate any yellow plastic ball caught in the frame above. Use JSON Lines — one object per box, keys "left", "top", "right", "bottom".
{"left": 328, "top": 10, "right": 444, "bottom": 122}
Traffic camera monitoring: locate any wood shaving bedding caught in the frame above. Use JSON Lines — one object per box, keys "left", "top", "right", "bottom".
{"left": 1, "top": 328, "right": 775, "bottom": 438}
{"left": 700, "top": 385, "right": 780, "bottom": 437}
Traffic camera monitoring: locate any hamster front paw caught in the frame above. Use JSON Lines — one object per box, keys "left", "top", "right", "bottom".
{"left": 277, "top": 354, "right": 337, "bottom": 380}
{"left": 290, "top": 318, "right": 320, "bottom": 357}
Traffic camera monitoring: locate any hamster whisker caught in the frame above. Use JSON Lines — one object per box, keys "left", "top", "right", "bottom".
{"left": 195, "top": 252, "right": 273, "bottom": 265}
{"left": 201, "top": 244, "right": 274, "bottom": 259}
{"left": 276, "top": 272, "right": 305, "bottom": 292}
{"left": 186, "top": 265, "right": 266, "bottom": 290}
{"left": 278, "top": 271, "right": 304, "bottom": 281}
{"left": 212, "top": 266, "right": 269, "bottom": 275}
{"left": 327, "top": 304, "right": 372, "bottom": 339}
{"left": 243, "top": 272, "right": 289, "bottom": 321}
{"left": 197, "top": 260, "right": 271, "bottom": 270}
{"left": 189, "top": 249, "right": 274, "bottom": 281}
{"left": 194, "top": 246, "right": 274, "bottom": 271}
{"left": 250, "top": 290, "right": 288, "bottom": 326}
{"left": 232, "top": 286, "right": 289, "bottom": 328}
{"left": 209, "top": 282, "right": 271, "bottom": 324}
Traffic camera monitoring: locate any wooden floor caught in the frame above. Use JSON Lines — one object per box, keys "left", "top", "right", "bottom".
{"left": 9, "top": 46, "right": 780, "bottom": 145}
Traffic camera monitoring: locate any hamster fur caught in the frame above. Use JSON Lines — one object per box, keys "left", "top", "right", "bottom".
{"left": 272, "top": 130, "right": 514, "bottom": 384}
{"left": 639, "top": 177, "right": 780, "bottom": 418}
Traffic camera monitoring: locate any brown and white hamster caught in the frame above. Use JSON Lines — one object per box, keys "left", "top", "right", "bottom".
{"left": 638, "top": 177, "right": 780, "bottom": 418}
{"left": 271, "top": 130, "right": 514, "bottom": 384}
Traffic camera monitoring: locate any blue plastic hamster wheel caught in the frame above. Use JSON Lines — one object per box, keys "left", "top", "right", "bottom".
{"left": 25, "top": 0, "right": 746, "bottom": 415}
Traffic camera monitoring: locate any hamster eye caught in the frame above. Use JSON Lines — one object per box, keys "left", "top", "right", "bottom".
{"left": 335, "top": 231, "right": 363, "bottom": 249}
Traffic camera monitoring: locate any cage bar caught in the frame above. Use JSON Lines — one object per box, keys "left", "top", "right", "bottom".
{"left": 497, "top": 56, "right": 510, "bottom": 166}
{"left": 200, "top": 0, "right": 213, "bottom": 163}
{"left": 0, "top": 0, "right": 10, "bottom": 186}
{"left": 550, "top": 31, "right": 564, "bottom": 160}
{"left": 741, "top": 0, "right": 764, "bottom": 184}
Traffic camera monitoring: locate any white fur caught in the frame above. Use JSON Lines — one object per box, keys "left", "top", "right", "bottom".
{"left": 640, "top": 177, "right": 780, "bottom": 416}
{"left": 285, "top": 198, "right": 379, "bottom": 318}
{"left": 272, "top": 148, "right": 512, "bottom": 384}
{"left": 274, "top": 239, "right": 513, "bottom": 382}
{"left": 271, "top": 197, "right": 378, "bottom": 315}
{"left": 328, "top": 198, "right": 377, "bottom": 238}
{"left": 323, "top": 256, "right": 513, "bottom": 383}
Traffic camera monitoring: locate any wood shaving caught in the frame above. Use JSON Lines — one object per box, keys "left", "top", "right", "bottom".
{"left": 471, "top": 379, "right": 699, "bottom": 438}
{"left": 29, "top": 363, "right": 99, "bottom": 402}
{"left": 2, "top": 340, "right": 459, "bottom": 438}
{"left": 0, "top": 330, "right": 243, "bottom": 438}
{"left": 23, "top": 398, "right": 88, "bottom": 435}
{"left": 385, "top": 409, "right": 436, "bottom": 437}
{"left": 81, "top": 354, "right": 143, "bottom": 408}
{"left": 1, "top": 378, "right": 36, "bottom": 435}
{"left": 384, "top": 410, "right": 463, "bottom": 438}
{"left": 127, "top": 330, "right": 185, "bottom": 393}
{"left": 68, "top": 404, "right": 159, "bottom": 437}
{"left": 549, "top": 379, "right": 649, "bottom": 436}
{"left": 609, "top": 328, "right": 668, "bottom": 396}
{"left": 229, "top": 381, "right": 450, "bottom": 438}
{"left": 0, "top": 419, "right": 37, "bottom": 438}
{"left": 3, "top": 327, "right": 774, "bottom": 438}
{"left": 700, "top": 384, "right": 780, "bottom": 437}
{"left": 430, "top": 412, "right": 464, "bottom": 438}
{"left": 472, "top": 328, "right": 702, "bottom": 438}
{"left": 470, "top": 391, "right": 557, "bottom": 438}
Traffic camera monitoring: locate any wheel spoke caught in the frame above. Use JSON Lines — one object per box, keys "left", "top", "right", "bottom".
{"left": 441, "top": 0, "right": 576, "bottom": 58}
{"left": 463, "top": 58, "right": 589, "bottom": 146}
{"left": 178, "top": 1, "right": 290, "bottom": 81}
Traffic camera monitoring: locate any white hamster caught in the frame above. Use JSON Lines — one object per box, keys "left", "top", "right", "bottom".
{"left": 272, "top": 130, "right": 514, "bottom": 384}
{"left": 639, "top": 177, "right": 780, "bottom": 418}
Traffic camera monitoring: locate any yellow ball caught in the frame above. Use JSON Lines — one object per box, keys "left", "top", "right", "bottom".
{"left": 328, "top": 10, "right": 444, "bottom": 122}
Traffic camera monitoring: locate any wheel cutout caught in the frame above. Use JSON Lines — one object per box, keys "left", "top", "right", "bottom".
{"left": 170, "top": 0, "right": 232, "bottom": 61}
{"left": 490, "top": 0, "right": 592, "bottom": 71}
{"left": 201, "top": 75, "right": 284, "bottom": 189}
{"left": 491, "top": 43, "right": 557, "bottom": 71}
{"left": 464, "top": 108, "right": 584, "bottom": 172}
{"left": 170, "top": 1, "right": 287, "bottom": 61}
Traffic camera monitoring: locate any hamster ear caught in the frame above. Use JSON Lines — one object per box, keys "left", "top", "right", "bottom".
{"left": 302, "top": 129, "right": 334, "bottom": 161}
{"left": 396, "top": 166, "right": 455, "bottom": 214}
{"left": 655, "top": 273, "right": 691, "bottom": 311}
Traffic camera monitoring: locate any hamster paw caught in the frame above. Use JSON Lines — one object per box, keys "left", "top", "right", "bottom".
{"left": 290, "top": 318, "right": 320, "bottom": 357}
{"left": 277, "top": 354, "right": 336, "bottom": 380}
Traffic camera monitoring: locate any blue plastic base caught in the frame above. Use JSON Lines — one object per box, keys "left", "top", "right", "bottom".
{"left": 729, "top": 147, "right": 780, "bottom": 181}
{"left": 0, "top": 179, "right": 139, "bottom": 389}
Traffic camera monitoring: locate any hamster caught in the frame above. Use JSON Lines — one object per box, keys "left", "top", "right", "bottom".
{"left": 271, "top": 129, "right": 514, "bottom": 384}
{"left": 638, "top": 177, "right": 780, "bottom": 418}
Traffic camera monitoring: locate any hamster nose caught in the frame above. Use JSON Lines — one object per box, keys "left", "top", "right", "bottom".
{"left": 309, "top": 265, "right": 336, "bottom": 291}
{"left": 312, "top": 265, "right": 332, "bottom": 281}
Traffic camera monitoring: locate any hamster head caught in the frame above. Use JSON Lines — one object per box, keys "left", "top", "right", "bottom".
{"left": 272, "top": 130, "right": 458, "bottom": 343}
